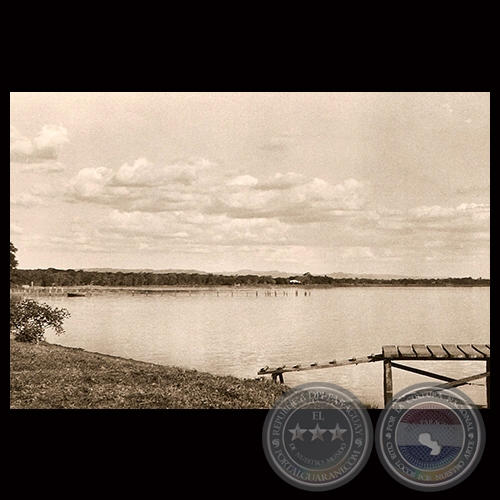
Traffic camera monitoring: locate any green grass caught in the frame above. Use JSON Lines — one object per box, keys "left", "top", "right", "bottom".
{"left": 10, "top": 339, "right": 288, "bottom": 409}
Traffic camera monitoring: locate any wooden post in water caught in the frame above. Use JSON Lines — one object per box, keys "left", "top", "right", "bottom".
{"left": 486, "top": 358, "right": 491, "bottom": 409}
{"left": 384, "top": 359, "right": 393, "bottom": 407}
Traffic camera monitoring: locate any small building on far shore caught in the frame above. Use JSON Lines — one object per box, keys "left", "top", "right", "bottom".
{"left": 289, "top": 279, "right": 301, "bottom": 285}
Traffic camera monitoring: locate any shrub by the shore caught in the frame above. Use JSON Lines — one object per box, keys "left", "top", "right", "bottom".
{"left": 10, "top": 298, "right": 70, "bottom": 344}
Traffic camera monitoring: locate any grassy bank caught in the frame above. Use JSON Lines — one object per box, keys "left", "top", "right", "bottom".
{"left": 10, "top": 339, "right": 288, "bottom": 409}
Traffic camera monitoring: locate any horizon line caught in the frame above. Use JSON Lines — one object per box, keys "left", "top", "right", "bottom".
{"left": 12, "top": 266, "right": 490, "bottom": 280}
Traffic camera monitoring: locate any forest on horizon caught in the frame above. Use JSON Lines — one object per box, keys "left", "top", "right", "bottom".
{"left": 10, "top": 268, "right": 490, "bottom": 288}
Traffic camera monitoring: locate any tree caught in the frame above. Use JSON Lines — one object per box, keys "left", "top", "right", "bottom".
{"left": 10, "top": 242, "right": 18, "bottom": 272}
{"left": 10, "top": 299, "right": 71, "bottom": 344}
{"left": 10, "top": 242, "right": 19, "bottom": 285}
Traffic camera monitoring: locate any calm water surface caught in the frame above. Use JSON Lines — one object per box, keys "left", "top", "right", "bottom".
{"left": 41, "top": 287, "right": 489, "bottom": 407}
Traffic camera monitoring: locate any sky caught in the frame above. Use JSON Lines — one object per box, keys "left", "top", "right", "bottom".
{"left": 10, "top": 92, "right": 490, "bottom": 277}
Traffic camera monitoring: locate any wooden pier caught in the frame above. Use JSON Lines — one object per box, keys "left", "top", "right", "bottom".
{"left": 382, "top": 344, "right": 490, "bottom": 408}
{"left": 257, "top": 343, "right": 490, "bottom": 408}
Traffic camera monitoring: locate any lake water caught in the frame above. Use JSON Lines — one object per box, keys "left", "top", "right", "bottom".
{"left": 39, "top": 287, "right": 489, "bottom": 407}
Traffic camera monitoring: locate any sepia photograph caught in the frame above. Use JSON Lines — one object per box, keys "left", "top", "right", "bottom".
{"left": 10, "top": 92, "right": 490, "bottom": 413}
{"left": 10, "top": 92, "right": 491, "bottom": 494}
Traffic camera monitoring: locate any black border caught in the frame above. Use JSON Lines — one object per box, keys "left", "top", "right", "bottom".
{"left": 9, "top": 408, "right": 491, "bottom": 497}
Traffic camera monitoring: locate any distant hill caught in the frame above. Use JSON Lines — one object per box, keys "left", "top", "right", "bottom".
{"left": 81, "top": 268, "right": 209, "bottom": 275}
{"left": 326, "top": 272, "right": 425, "bottom": 280}
{"left": 79, "top": 268, "right": 448, "bottom": 280}
{"left": 80, "top": 268, "right": 296, "bottom": 277}
{"left": 227, "top": 269, "right": 298, "bottom": 278}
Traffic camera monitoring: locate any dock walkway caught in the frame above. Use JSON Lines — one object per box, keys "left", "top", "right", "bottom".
{"left": 258, "top": 343, "right": 490, "bottom": 408}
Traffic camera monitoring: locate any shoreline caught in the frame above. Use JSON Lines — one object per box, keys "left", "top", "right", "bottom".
{"left": 10, "top": 339, "right": 288, "bottom": 409}
{"left": 10, "top": 282, "right": 491, "bottom": 297}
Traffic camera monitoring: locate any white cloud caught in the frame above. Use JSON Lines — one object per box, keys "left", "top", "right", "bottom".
{"left": 66, "top": 158, "right": 368, "bottom": 223}
{"left": 66, "top": 158, "right": 218, "bottom": 212}
{"left": 10, "top": 192, "right": 45, "bottom": 207}
{"left": 351, "top": 203, "right": 490, "bottom": 274}
{"left": 227, "top": 175, "right": 259, "bottom": 187}
{"left": 97, "top": 209, "right": 289, "bottom": 247}
{"left": 255, "top": 172, "right": 309, "bottom": 190}
{"left": 402, "top": 203, "right": 490, "bottom": 233}
{"left": 68, "top": 166, "right": 129, "bottom": 201}
{"left": 10, "top": 126, "right": 32, "bottom": 158}
{"left": 113, "top": 157, "right": 214, "bottom": 187}
{"left": 33, "top": 125, "right": 70, "bottom": 155}
{"left": 10, "top": 223, "right": 24, "bottom": 235}
{"left": 260, "top": 132, "right": 296, "bottom": 151}
{"left": 10, "top": 125, "right": 69, "bottom": 166}
{"left": 19, "top": 161, "right": 65, "bottom": 172}
{"left": 66, "top": 160, "right": 484, "bottom": 250}
{"left": 114, "top": 158, "right": 154, "bottom": 186}
{"left": 57, "top": 156, "right": 489, "bottom": 276}
{"left": 213, "top": 175, "right": 368, "bottom": 221}
{"left": 282, "top": 202, "right": 490, "bottom": 267}
{"left": 373, "top": 203, "right": 489, "bottom": 234}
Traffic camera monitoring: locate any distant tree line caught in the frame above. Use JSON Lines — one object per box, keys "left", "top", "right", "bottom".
{"left": 9, "top": 268, "right": 490, "bottom": 288}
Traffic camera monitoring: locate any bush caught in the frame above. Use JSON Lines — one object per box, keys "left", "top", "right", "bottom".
{"left": 10, "top": 299, "right": 71, "bottom": 344}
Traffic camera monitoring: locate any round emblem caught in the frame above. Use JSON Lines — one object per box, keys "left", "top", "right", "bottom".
{"left": 375, "top": 383, "right": 485, "bottom": 491}
{"left": 262, "top": 382, "right": 373, "bottom": 491}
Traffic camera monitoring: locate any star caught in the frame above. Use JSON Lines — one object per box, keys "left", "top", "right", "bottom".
{"left": 288, "top": 423, "right": 307, "bottom": 441}
{"left": 308, "top": 423, "right": 327, "bottom": 441}
{"left": 329, "top": 423, "right": 347, "bottom": 441}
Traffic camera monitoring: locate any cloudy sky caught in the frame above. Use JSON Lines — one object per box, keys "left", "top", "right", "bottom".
{"left": 10, "top": 92, "right": 490, "bottom": 277}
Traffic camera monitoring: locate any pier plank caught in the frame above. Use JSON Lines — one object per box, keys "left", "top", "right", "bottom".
{"left": 457, "top": 344, "right": 484, "bottom": 358}
{"left": 442, "top": 344, "right": 466, "bottom": 358}
{"left": 383, "top": 345, "right": 399, "bottom": 358}
{"left": 412, "top": 344, "right": 432, "bottom": 358}
{"left": 426, "top": 345, "right": 448, "bottom": 358}
{"left": 258, "top": 353, "right": 383, "bottom": 375}
{"left": 398, "top": 345, "right": 416, "bottom": 357}
{"left": 472, "top": 344, "right": 490, "bottom": 357}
